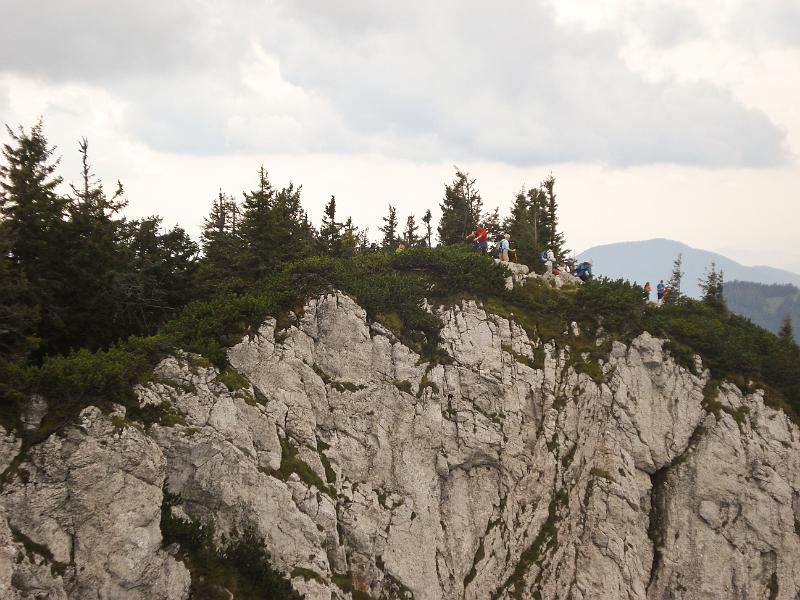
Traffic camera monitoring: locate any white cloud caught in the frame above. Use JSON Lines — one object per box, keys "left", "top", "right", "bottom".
{"left": 1, "top": 0, "right": 799, "bottom": 274}
{"left": 0, "top": 0, "right": 788, "bottom": 167}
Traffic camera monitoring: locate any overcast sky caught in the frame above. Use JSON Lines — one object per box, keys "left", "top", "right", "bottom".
{"left": 1, "top": 0, "right": 798, "bottom": 271}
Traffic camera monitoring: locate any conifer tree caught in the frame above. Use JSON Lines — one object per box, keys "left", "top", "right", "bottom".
{"left": 59, "top": 138, "right": 130, "bottom": 351}
{"left": 0, "top": 121, "right": 66, "bottom": 272}
{"left": 421, "top": 209, "right": 433, "bottom": 247}
{"left": 779, "top": 313, "right": 794, "bottom": 343}
{"left": 483, "top": 207, "right": 502, "bottom": 244}
{"left": 198, "top": 190, "right": 245, "bottom": 294}
{"left": 503, "top": 187, "right": 548, "bottom": 268}
{"left": 403, "top": 214, "right": 419, "bottom": 247}
{"left": 438, "top": 169, "right": 482, "bottom": 245}
{"left": 0, "top": 225, "right": 38, "bottom": 362}
{"left": 380, "top": 204, "right": 398, "bottom": 249}
{"left": 319, "top": 195, "right": 343, "bottom": 257}
{"left": 341, "top": 217, "right": 359, "bottom": 257}
{"left": 699, "top": 262, "right": 725, "bottom": 310}
{"left": 667, "top": 253, "right": 684, "bottom": 302}
{"left": 239, "top": 167, "right": 277, "bottom": 279}
{"left": 272, "top": 182, "right": 315, "bottom": 265}
{"left": 120, "top": 217, "right": 198, "bottom": 335}
{"left": 541, "top": 175, "right": 566, "bottom": 259}
{"left": 0, "top": 121, "right": 69, "bottom": 352}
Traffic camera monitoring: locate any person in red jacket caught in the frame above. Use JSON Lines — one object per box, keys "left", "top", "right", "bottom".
{"left": 466, "top": 224, "right": 488, "bottom": 253}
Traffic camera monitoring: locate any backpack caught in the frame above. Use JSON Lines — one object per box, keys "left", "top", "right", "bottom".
{"left": 495, "top": 240, "right": 503, "bottom": 253}
{"left": 540, "top": 250, "right": 548, "bottom": 262}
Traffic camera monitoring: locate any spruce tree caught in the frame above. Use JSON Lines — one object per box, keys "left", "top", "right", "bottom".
{"left": 198, "top": 190, "right": 245, "bottom": 294}
{"left": 271, "top": 182, "right": 315, "bottom": 265}
{"left": 0, "top": 121, "right": 69, "bottom": 353}
{"left": 239, "top": 167, "right": 277, "bottom": 280}
{"left": 483, "top": 207, "right": 502, "bottom": 244}
{"left": 120, "top": 217, "right": 198, "bottom": 335}
{"left": 0, "top": 121, "right": 66, "bottom": 273}
{"left": 60, "top": 138, "right": 130, "bottom": 351}
{"left": 319, "top": 195, "right": 343, "bottom": 257}
{"left": 503, "top": 186, "right": 548, "bottom": 269}
{"left": 421, "top": 209, "right": 433, "bottom": 247}
{"left": 504, "top": 190, "right": 533, "bottom": 266}
{"left": 438, "top": 169, "right": 482, "bottom": 245}
{"left": 779, "top": 313, "right": 794, "bottom": 343}
{"left": 403, "top": 214, "right": 419, "bottom": 247}
{"left": 666, "top": 253, "right": 684, "bottom": 302}
{"left": 541, "top": 174, "right": 566, "bottom": 259}
{"left": 380, "top": 205, "right": 398, "bottom": 249}
{"left": 0, "top": 224, "right": 38, "bottom": 362}
{"left": 341, "top": 217, "right": 359, "bottom": 257}
{"left": 699, "top": 262, "right": 725, "bottom": 310}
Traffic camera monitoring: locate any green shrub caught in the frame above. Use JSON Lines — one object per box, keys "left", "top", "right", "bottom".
{"left": 161, "top": 490, "right": 301, "bottom": 599}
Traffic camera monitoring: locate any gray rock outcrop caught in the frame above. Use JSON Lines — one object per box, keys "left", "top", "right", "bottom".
{"left": 1, "top": 291, "right": 798, "bottom": 599}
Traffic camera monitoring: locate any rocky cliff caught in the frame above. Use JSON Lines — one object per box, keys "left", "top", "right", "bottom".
{"left": 1, "top": 291, "right": 799, "bottom": 599}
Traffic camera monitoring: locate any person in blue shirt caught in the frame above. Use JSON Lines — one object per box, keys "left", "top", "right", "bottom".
{"left": 575, "top": 260, "right": 593, "bottom": 281}
{"left": 656, "top": 280, "right": 666, "bottom": 305}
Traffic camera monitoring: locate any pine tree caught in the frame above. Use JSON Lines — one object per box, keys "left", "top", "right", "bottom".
{"left": 239, "top": 167, "right": 277, "bottom": 280}
{"left": 0, "top": 120, "right": 69, "bottom": 353}
{"left": 120, "top": 217, "right": 198, "bottom": 335}
{"left": 503, "top": 186, "right": 549, "bottom": 269}
{"left": 380, "top": 204, "right": 398, "bottom": 249}
{"left": 341, "top": 217, "right": 359, "bottom": 257}
{"left": 421, "top": 209, "right": 433, "bottom": 247}
{"left": 319, "top": 195, "right": 343, "bottom": 257}
{"left": 483, "top": 207, "right": 502, "bottom": 245}
{"left": 541, "top": 174, "right": 566, "bottom": 259}
{"left": 0, "top": 121, "right": 66, "bottom": 272}
{"left": 0, "top": 224, "right": 38, "bottom": 362}
{"left": 403, "top": 214, "right": 419, "bottom": 247}
{"left": 197, "top": 190, "right": 245, "bottom": 294}
{"left": 666, "top": 253, "right": 684, "bottom": 302}
{"left": 779, "top": 313, "right": 794, "bottom": 343}
{"left": 59, "top": 138, "right": 131, "bottom": 351}
{"left": 699, "top": 262, "right": 725, "bottom": 310}
{"left": 438, "top": 169, "right": 482, "bottom": 245}
{"left": 271, "top": 182, "right": 315, "bottom": 265}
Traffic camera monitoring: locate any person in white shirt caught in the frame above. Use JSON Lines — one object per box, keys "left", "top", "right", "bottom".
{"left": 500, "top": 234, "right": 511, "bottom": 262}
{"left": 544, "top": 249, "right": 555, "bottom": 275}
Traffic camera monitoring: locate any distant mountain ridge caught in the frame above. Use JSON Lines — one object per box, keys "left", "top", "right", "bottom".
{"left": 725, "top": 281, "right": 800, "bottom": 343}
{"left": 576, "top": 238, "right": 800, "bottom": 298}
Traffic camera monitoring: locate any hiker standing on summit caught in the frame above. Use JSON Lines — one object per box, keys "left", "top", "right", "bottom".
{"left": 656, "top": 280, "right": 666, "bottom": 306}
{"left": 499, "top": 233, "right": 511, "bottom": 262}
{"left": 541, "top": 248, "right": 556, "bottom": 275}
{"left": 466, "top": 223, "right": 489, "bottom": 253}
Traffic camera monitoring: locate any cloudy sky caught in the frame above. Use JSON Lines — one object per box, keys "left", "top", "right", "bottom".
{"left": 1, "top": 0, "right": 798, "bottom": 271}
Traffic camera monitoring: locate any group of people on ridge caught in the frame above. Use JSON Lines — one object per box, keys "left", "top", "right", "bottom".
{"left": 465, "top": 223, "right": 593, "bottom": 282}
{"left": 643, "top": 280, "right": 671, "bottom": 306}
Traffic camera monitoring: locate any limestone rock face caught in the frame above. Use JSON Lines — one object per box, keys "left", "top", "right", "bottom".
{"left": 1, "top": 291, "right": 799, "bottom": 599}
{"left": 0, "top": 407, "right": 190, "bottom": 599}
